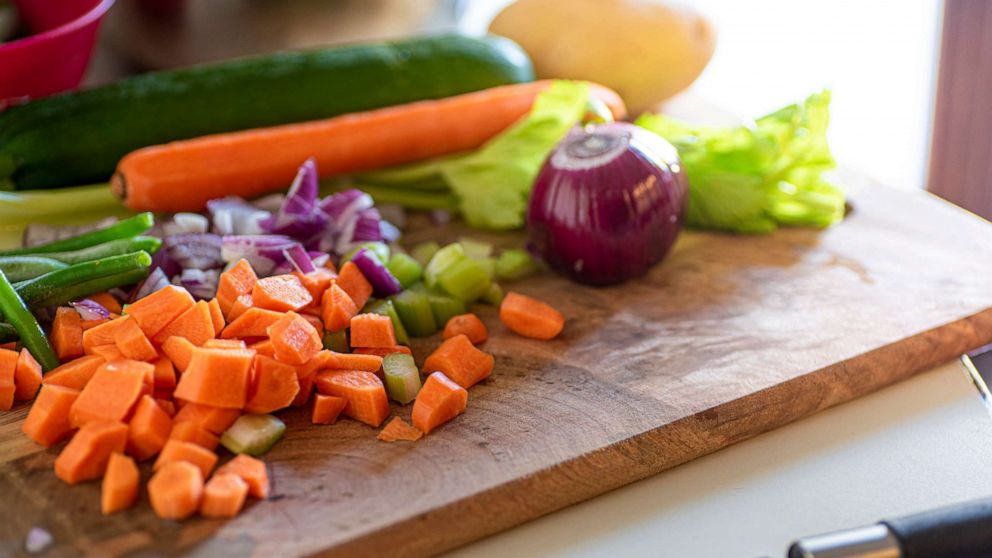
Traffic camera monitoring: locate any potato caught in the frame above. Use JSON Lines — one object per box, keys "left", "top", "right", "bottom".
{"left": 489, "top": 0, "right": 716, "bottom": 114}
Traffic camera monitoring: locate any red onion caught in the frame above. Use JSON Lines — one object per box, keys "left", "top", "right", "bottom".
{"left": 71, "top": 299, "right": 111, "bottom": 321}
{"left": 527, "top": 122, "right": 688, "bottom": 286}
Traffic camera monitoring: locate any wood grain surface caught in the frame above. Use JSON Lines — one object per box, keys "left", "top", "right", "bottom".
{"left": 1, "top": 183, "right": 991, "bottom": 558}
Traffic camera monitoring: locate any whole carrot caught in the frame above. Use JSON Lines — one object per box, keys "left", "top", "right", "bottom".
{"left": 112, "top": 81, "right": 626, "bottom": 212}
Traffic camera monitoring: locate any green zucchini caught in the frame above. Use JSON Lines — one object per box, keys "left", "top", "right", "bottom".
{"left": 0, "top": 35, "right": 534, "bottom": 190}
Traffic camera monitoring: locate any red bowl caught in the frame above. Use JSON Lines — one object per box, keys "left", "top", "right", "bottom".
{"left": 0, "top": 0, "right": 115, "bottom": 104}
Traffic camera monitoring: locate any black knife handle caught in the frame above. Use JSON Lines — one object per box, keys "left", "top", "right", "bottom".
{"left": 883, "top": 497, "right": 992, "bottom": 558}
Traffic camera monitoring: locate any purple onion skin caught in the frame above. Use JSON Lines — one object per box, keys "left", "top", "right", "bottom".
{"left": 527, "top": 123, "right": 688, "bottom": 286}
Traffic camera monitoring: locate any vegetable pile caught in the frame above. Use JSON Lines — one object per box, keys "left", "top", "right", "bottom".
{"left": 1, "top": 159, "right": 565, "bottom": 520}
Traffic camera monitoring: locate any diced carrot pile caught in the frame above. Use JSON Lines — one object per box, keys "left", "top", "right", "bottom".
{"left": 7, "top": 253, "right": 563, "bottom": 523}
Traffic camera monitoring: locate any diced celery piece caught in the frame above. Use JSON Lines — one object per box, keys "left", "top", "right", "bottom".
{"left": 386, "top": 253, "right": 423, "bottom": 289}
{"left": 481, "top": 281, "right": 504, "bottom": 305}
{"left": 322, "top": 330, "right": 349, "bottom": 353}
{"left": 458, "top": 237, "right": 494, "bottom": 260}
{"left": 427, "top": 293, "right": 466, "bottom": 328}
{"left": 220, "top": 414, "right": 286, "bottom": 456}
{"left": 342, "top": 241, "right": 390, "bottom": 265}
{"left": 383, "top": 353, "right": 422, "bottom": 404}
{"left": 423, "top": 243, "right": 465, "bottom": 288}
{"left": 390, "top": 290, "right": 437, "bottom": 337}
{"left": 410, "top": 241, "right": 441, "bottom": 267}
{"left": 495, "top": 249, "right": 539, "bottom": 280}
{"left": 437, "top": 257, "right": 491, "bottom": 302}
{"left": 475, "top": 257, "right": 496, "bottom": 280}
{"left": 364, "top": 299, "right": 410, "bottom": 345}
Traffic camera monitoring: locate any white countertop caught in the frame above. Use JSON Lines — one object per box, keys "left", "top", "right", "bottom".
{"left": 447, "top": 360, "right": 992, "bottom": 558}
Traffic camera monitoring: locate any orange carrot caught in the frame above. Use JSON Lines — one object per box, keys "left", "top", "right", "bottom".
{"left": 335, "top": 262, "right": 372, "bottom": 310}
{"left": 294, "top": 268, "right": 336, "bottom": 308}
{"left": 311, "top": 394, "right": 347, "bottom": 424}
{"left": 267, "top": 311, "right": 322, "bottom": 365}
{"left": 114, "top": 80, "right": 627, "bottom": 212}
{"left": 245, "top": 355, "right": 300, "bottom": 414}
{"left": 203, "top": 339, "right": 247, "bottom": 350}
{"left": 43, "top": 355, "right": 104, "bottom": 390}
{"left": 82, "top": 316, "right": 127, "bottom": 354}
{"left": 302, "top": 313, "right": 324, "bottom": 338}
{"left": 169, "top": 420, "right": 219, "bottom": 451}
{"left": 499, "top": 292, "right": 564, "bottom": 340}
{"left": 443, "top": 313, "right": 488, "bottom": 345}
{"left": 411, "top": 372, "right": 467, "bottom": 435}
{"left": 304, "top": 350, "right": 383, "bottom": 373}
{"left": 248, "top": 339, "right": 275, "bottom": 358}
{"left": 69, "top": 360, "right": 152, "bottom": 428}
{"left": 353, "top": 346, "right": 412, "bottom": 357}
{"left": 14, "top": 348, "right": 42, "bottom": 400}
{"left": 216, "top": 259, "right": 258, "bottom": 318}
{"left": 215, "top": 454, "right": 269, "bottom": 499}
{"left": 52, "top": 306, "right": 84, "bottom": 361}
{"left": 102, "top": 453, "right": 139, "bottom": 514}
{"left": 201, "top": 473, "right": 249, "bottom": 518}
{"left": 314, "top": 370, "right": 390, "bottom": 427}
{"left": 126, "top": 395, "right": 172, "bottom": 461}
{"left": 115, "top": 316, "right": 159, "bottom": 361}
{"left": 22, "top": 384, "right": 80, "bottom": 447}
{"left": 321, "top": 283, "right": 358, "bottom": 333}
{"left": 152, "top": 356, "right": 176, "bottom": 391}
{"left": 292, "top": 365, "right": 316, "bottom": 408}
{"left": 173, "top": 347, "right": 253, "bottom": 409}
{"left": 349, "top": 314, "right": 396, "bottom": 349}
{"left": 161, "top": 336, "right": 195, "bottom": 372}
{"left": 423, "top": 334, "right": 494, "bottom": 389}
{"left": 173, "top": 402, "right": 240, "bottom": 435}
{"left": 81, "top": 317, "right": 110, "bottom": 330}
{"left": 377, "top": 416, "right": 423, "bottom": 442}
{"left": 155, "top": 398, "right": 176, "bottom": 417}
{"left": 154, "top": 439, "right": 218, "bottom": 478}
{"left": 152, "top": 300, "right": 216, "bottom": 346}
{"left": 90, "top": 344, "right": 126, "bottom": 362}
{"left": 207, "top": 298, "right": 226, "bottom": 335}
{"left": 228, "top": 293, "right": 254, "bottom": 321}
{"left": 55, "top": 420, "right": 128, "bottom": 484}
{"left": 0, "top": 349, "right": 15, "bottom": 411}
{"left": 125, "top": 285, "right": 196, "bottom": 338}
{"left": 252, "top": 274, "right": 313, "bottom": 313}
{"left": 148, "top": 461, "right": 203, "bottom": 520}
{"left": 220, "top": 307, "right": 284, "bottom": 340}
{"left": 89, "top": 292, "right": 122, "bottom": 314}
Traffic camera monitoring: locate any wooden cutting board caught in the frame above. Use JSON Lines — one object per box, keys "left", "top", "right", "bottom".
{"left": 1, "top": 182, "right": 991, "bottom": 558}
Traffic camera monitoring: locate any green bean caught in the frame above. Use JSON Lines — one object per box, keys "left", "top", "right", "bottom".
{"left": 0, "top": 256, "right": 69, "bottom": 282}
{"left": 36, "top": 236, "right": 161, "bottom": 264}
{"left": 17, "top": 251, "right": 152, "bottom": 307}
{"left": 0, "top": 270, "right": 59, "bottom": 371}
{"left": 0, "top": 323, "right": 17, "bottom": 344}
{"left": 29, "top": 268, "right": 150, "bottom": 309}
{"left": 0, "top": 212, "right": 154, "bottom": 256}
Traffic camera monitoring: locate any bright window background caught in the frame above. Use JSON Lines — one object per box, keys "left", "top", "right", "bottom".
{"left": 462, "top": 0, "right": 942, "bottom": 190}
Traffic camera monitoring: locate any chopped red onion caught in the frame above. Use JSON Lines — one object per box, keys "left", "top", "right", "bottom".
{"left": 164, "top": 213, "right": 209, "bottom": 236}
{"left": 25, "top": 527, "right": 53, "bottom": 554}
{"left": 163, "top": 233, "right": 223, "bottom": 270}
{"left": 351, "top": 247, "right": 402, "bottom": 296}
{"left": 259, "top": 158, "right": 330, "bottom": 238}
{"left": 380, "top": 221, "right": 401, "bottom": 243}
{"left": 208, "top": 197, "right": 271, "bottom": 235}
{"left": 133, "top": 267, "right": 171, "bottom": 301}
{"left": 309, "top": 251, "right": 330, "bottom": 268}
{"left": 179, "top": 268, "right": 221, "bottom": 300}
{"left": 352, "top": 208, "right": 383, "bottom": 242}
{"left": 221, "top": 235, "right": 297, "bottom": 276}
{"left": 283, "top": 244, "right": 316, "bottom": 274}
{"left": 253, "top": 193, "right": 286, "bottom": 213}
{"left": 70, "top": 299, "right": 111, "bottom": 321}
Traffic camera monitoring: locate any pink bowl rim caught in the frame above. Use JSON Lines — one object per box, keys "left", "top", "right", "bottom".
{"left": 1, "top": 0, "right": 116, "bottom": 52}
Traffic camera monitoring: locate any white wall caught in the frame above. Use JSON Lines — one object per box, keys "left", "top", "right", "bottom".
{"left": 463, "top": 0, "right": 942, "bottom": 190}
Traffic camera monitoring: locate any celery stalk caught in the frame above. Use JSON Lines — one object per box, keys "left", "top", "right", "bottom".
{"left": 437, "top": 257, "right": 491, "bottom": 302}
{"left": 390, "top": 290, "right": 437, "bottom": 338}
{"left": 220, "top": 414, "right": 286, "bottom": 456}
{"left": 383, "top": 353, "right": 422, "bottom": 404}
{"left": 481, "top": 281, "right": 504, "bottom": 305}
{"left": 386, "top": 253, "right": 423, "bottom": 288}
{"left": 424, "top": 243, "right": 465, "bottom": 288}
{"left": 495, "top": 249, "right": 539, "bottom": 280}
{"left": 323, "top": 330, "right": 349, "bottom": 353}
{"left": 410, "top": 241, "right": 440, "bottom": 267}
{"left": 427, "top": 293, "right": 466, "bottom": 328}
{"left": 458, "top": 237, "right": 493, "bottom": 259}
